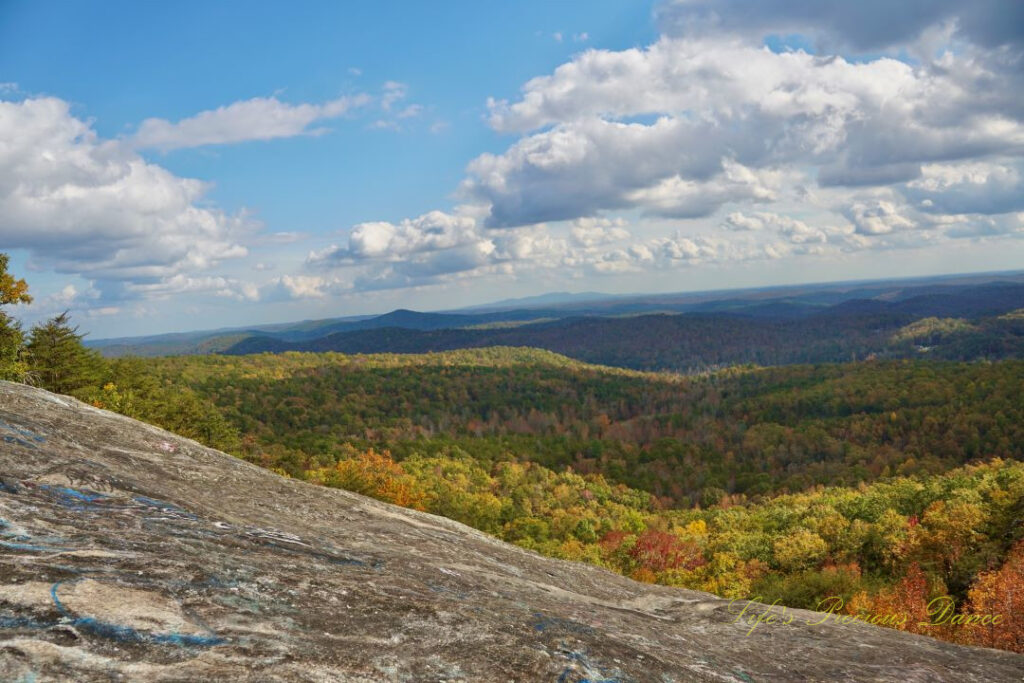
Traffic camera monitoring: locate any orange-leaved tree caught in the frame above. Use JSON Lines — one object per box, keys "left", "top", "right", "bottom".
{"left": 0, "top": 253, "right": 32, "bottom": 306}
{"left": 0, "top": 252, "right": 32, "bottom": 380}
{"left": 307, "top": 448, "right": 426, "bottom": 510}
{"left": 846, "top": 563, "right": 942, "bottom": 637}
{"left": 959, "top": 539, "right": 1024, "bottom": 652}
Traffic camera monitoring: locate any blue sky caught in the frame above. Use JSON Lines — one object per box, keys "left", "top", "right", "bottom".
{"left": 2, "top": 1, "right": 654, "bottom": 231}
{"left": 1, "top": 0, "right": 1022, "bottom": 337}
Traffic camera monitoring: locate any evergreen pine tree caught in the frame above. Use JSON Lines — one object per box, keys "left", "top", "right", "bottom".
{"left": 0, "top": 312, "right": 26, "bottom": 381}
{"left": 26, "top": 312, "right": 102, "bottom": 395}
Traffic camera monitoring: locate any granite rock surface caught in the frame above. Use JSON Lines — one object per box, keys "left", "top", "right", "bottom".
{"left": 0, "top": 380, "right": 1021, "bottom": 682}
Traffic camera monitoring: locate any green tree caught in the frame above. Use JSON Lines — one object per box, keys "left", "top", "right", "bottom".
{"left": 0, "top": 312, "right": 26, "bottom": 381}
{"left": 148, "top": 388, "right": 241, "bottom": 453}
{"left": 26, "top": 312, "right": 102, "bottom": 395}
{"left": 772, "top": 529, "right": 828, "bottom": 572}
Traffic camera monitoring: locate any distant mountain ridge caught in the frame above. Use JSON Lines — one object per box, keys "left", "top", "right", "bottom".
{"left": 220, "top": 282, "right": 1024, "bottom": 371}
{"left": 87, "top": 272, "right": 1024, "bottom": 364}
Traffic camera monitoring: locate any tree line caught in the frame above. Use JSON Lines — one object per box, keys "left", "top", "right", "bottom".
{"left": 2, "top": 254, "right": 1020, "bottom": 652}
{"left": 0, "top": 255, "right": 238, "bottom": 450}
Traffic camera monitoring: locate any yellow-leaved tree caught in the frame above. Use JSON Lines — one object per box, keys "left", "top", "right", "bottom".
{"left": 0, "top": 253, "right": 32, "bottom": 381}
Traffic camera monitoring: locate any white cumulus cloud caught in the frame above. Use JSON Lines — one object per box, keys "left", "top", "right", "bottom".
{"left": 0, "top": 97, "right": 255, "bottom": 287}
{"left": 474, "top": 37, "right": 1023, "bottom": 229}
{"left": 132, "top": 94, "right": 370, "bottom": 150}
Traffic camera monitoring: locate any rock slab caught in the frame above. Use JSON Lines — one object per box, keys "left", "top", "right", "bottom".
{"left": 0, "top": 381, "right": 1021, "bottom": 681}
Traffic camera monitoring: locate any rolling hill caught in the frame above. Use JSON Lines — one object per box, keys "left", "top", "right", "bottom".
{"left": 222, "top": 282, "right": 1024, "bottom": 371}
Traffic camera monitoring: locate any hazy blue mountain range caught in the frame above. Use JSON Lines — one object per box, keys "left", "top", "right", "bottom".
{"left": 87, "top": 272, "right": 1024, "bottom": 371}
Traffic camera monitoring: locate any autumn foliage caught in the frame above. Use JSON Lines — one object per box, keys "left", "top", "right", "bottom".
{"left": 960, "top": 540, "right": 1024, "bottom": 652}
{"left": 629, "top": 530, "right": 705, "bottom": 574}
{"left": 847, "top": 563, "right": 935, "bottom": 637}
{"left": 111, "top": 350, "right": 1023, "bottom": 655}
{"left": 0, "top": 253, "right": 32, "bottom": 306}
{"left": 307, "top": 448, "right": 426, "bottom": 510}
{"left": 6, "top": 332, "right": 1021, "bottom": 654}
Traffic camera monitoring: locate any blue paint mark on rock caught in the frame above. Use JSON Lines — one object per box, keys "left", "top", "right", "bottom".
{"left": 45, "top": 486, "right": 107, "bottom": 503}
{"left": 50, "top": 581, "right": 226, "bottom": 648}
{"left": 133, "top": 496, "right": 198, "bottom": 520}
{"left": 0, "top": 517, "right": 70, "bottom": 552}
{"left": 555, "top": 648, "right": 626, "bottom": 683}
{"left": 2, "top": 435, "right": 37, "bottom": 449}
{"left": 0, "top": 518, "right": 29, "bottom": 541}
{"left": 39, "top": 485, "right": 111, "bottom": 512}
{"left": 0, "top": 614, "right": 52, "bottom": 630}
{"left": 0, "top": 420, "right": 45, "bottom": 449}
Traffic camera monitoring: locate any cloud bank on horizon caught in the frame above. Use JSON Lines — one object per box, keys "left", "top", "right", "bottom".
{"left": 1, "top": 0, "right": 1022, "bottom": 335}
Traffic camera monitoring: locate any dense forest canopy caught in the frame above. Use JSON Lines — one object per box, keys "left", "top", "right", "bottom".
{"left": 1, "top": 254, "right": 1021, "bottom": 652}
{"left": 120, "top": 351, "right": 1023, "bottom": 506}
{"left": 78, "top": 349, "right": 1024, "bottom": 652}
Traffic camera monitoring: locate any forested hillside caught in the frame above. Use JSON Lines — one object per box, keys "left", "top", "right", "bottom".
{"left": 50, "top": 348, "right": 1017, "bottom": 652}
{"left": 108, "top": 350, "right": 1024, "bottom": 505}
{"left": 3, "top": 255, "right": 1022, "bottom": 652}
{"left": 6, "top": 383, "right": 1020, "bottom": 680}
{"left": 10, "top": 343, "right": 1024, "bottom": 652}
